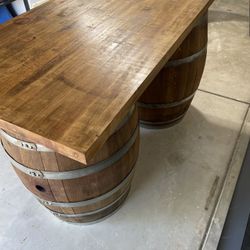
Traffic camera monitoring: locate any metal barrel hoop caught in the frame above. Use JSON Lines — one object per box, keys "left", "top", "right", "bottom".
{"left": 46, "top": 185, "right": 131, "bottom": 219}
{"left": 37, "top": 167, "right": 135, "bottom": 208}
{"left": 1, "top": 126, "right": 138, "bottom": 180}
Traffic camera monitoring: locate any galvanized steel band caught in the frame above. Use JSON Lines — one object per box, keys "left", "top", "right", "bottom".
{"left": 1, "top": 126, "right": 138, "bottom": 180}
{"left": 37, "top": 168, "right": 135, "bottom": 208}
{"left": 137, "top": 92, "right": 195, "bottom": 109}
{"left": 46, "top": 185, "right": 130, "bottom": 218}
{"left": 0, "top": 129, "right": 53, "bottom": 152}
{"left": 165, "top": 46, "right": 207, "bottom": 68}
{"left": 139, "top": 113, "right": 185, "bottom": 128}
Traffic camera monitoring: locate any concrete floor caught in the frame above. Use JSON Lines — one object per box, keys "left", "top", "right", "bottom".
{"left": 0, "top": 0, "right": 249, "bottom": 249}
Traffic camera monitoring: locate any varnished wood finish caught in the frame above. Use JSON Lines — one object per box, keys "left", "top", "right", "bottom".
{"left": 138, "top": 13, "right": 208, "bottom": 127}
{"left": 0, "top": 0, "right": 214, "bottom": 164}
{"left": 1, "top": 106, "right": 139, "bottom": 223}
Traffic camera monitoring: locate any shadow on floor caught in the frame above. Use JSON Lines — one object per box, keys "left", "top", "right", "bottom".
{"left": 128, "top": 104, "right": 238, "bottom": 216}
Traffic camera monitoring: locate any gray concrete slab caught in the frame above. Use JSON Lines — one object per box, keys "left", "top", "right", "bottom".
{"left": 200, "top": 0, "right": 250, "bottom": 103}
{"left": 202, "top": 107, "right": 250, "bottom": 250}
{"left": 209, "top": 0, "right": 249, "bottom": 17}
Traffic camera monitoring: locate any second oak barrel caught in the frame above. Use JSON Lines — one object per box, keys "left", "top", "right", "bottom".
{"left": 138, "top": 12, "right": 208, "bottom": 128}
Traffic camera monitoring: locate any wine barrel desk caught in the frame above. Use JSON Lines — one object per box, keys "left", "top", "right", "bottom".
{"left": 0, "top": 0, "right": 214, "bottom": 224}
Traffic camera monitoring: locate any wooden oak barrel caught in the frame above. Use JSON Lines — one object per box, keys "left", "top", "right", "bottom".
{"left": 138, "top": 12, "right": 208, "bottom": 128}
{"left": 0, "top": 105, "right": 139, "bottom": 224}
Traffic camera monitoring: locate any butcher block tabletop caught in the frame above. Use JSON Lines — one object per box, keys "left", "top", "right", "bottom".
{"left": 0, "top": 0, "right": 213, "bottom": 164}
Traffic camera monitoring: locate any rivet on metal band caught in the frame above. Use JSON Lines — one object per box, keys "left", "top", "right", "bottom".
{"left": 1, "top": 126, "right": 138, "bottom": 180}
{"left": 46, "top": 185, "right": 130, "bottom": 219}
{"left": 37, "top": 167, "right": 135, "bottom": 208}
{"left": 138, "top": 92, "right": 195, "bottom": 109}
{"left": 165, "top": 46, "right": 207, "bottom": 68}
{"left": 0, "top": 129, "right": 53, "bottom": 152}
{"left": 0, "top": 106, "right": 135, "bottom": 153}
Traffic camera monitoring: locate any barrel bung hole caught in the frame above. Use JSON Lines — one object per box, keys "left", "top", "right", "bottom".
{"left": 35, "top": 185, "right": 46, "bottom": 192}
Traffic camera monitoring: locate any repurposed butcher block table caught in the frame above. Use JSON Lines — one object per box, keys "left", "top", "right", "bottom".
{"left": 0, "top": 0, "right": 214, "bottom": 223}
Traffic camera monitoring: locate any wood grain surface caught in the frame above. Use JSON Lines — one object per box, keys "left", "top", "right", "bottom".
{"left": 0, "top": 0, "right": 214, "bottom": 164}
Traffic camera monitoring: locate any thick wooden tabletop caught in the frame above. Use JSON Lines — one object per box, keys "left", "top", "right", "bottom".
{"left": 0, "top": 0, "right": 213, "bottom": 164}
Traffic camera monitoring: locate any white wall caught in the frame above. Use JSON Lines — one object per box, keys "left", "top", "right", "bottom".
{"left": 12, "top": 0, "right": 27, "bottom": 15}
{"left": 12, "top": 0, "right": 47, "bottom": 15}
